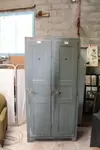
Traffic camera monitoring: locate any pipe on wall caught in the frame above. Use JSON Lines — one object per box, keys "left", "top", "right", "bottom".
{"left": 77, "top": 0, "right": 81, "bottom": 37}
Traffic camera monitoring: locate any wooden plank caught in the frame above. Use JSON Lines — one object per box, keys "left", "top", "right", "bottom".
{"left": 0, "top": 5, "right": 36, "bottom": 12}
{"left": 10, "top": 56, "right": 24, "bottom": 68}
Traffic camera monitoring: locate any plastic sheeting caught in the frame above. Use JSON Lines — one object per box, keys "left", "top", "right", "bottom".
{"left": 0, "top": 69, "right": 15, "bottom": 125}
{"left": 17, "top": 69, "right": 26, "bottom": 125}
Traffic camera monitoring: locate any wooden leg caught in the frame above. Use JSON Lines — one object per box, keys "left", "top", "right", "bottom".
{"left": 0, "top": 140, "right": 4, "bottom": 147}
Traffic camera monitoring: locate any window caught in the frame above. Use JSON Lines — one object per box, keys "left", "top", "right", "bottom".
{"left": 0, "top": 11, "right": 34, "bottom": 55}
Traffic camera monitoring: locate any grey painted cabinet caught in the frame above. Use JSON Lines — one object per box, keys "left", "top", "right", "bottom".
{"left": 78, "top": 49, "right": 87, "bottom": 125}
{"left": 25, "top": 38, "right": 79, "bottom": 142}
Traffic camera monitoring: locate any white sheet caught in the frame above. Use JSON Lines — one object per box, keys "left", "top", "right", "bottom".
{"left": 17, "top": 69, "right": 26, "bottom": 125}
{"left": 0, "top": 69, "right": 15, "bottom": 125}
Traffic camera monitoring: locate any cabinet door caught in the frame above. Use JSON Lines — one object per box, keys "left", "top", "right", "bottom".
{"left": 25, "top": 39, "right": 52, "bottom": 138}
{"left": 78, "top": 49, "right": 86, "bottom": 125}
{"left": 52, "top": 39, "right": 79, "bottom": 137}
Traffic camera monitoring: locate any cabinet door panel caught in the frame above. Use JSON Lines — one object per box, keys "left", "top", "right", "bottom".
{"left": 25, "top": 39, "right": 52, "bottom": 138}
{"left": 52, "top": 39, "right": 79, "bottom": 137}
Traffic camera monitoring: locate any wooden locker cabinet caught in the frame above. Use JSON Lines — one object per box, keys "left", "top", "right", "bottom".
{"left": 25, "top": 37, "right": 80, "bottom": 141}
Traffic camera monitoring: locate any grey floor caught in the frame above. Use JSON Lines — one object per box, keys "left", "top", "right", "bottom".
{"left": 0, "top": 124, "right": 96, "bottom": 150}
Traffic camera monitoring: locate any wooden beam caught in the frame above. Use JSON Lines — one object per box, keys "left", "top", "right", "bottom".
{"left": 0, "top": 5, "right": 36, "bottom": 12}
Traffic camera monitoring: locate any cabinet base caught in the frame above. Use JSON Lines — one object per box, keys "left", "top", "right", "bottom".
{"left": 28, "top": 136, "right": 77, "bottom": 142}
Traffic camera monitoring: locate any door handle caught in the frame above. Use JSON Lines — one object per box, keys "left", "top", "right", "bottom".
{"left": 55, "top": 90, "right": 61, "bottom": 96}
{"left": 27, "top": 88, "right": 37, "bottom": 94}
{"left": 51, "top": 90, "right": 58, "bottom": 95}
{"left": 31, "top": 91, "right": 37, "bottom": 94}
{"left": 53, "top": 90, "right": 62, "bottom": 112}
{"left": 55, "top": 90, "right": 59, "bottom": 95}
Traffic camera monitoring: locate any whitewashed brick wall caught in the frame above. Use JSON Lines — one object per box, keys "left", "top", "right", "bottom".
{"left": 81, "top": 0, "right": 100, "bottom": 46}
{"left": 35, "top": 0, "right": 78, "bottom": 37}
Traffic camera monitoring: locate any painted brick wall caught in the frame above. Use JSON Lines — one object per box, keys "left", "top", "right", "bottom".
{"left": 0, "top": 0, "right": 78, "bottom": 38}
{"left": 34, "top": 0, "right": 78, "bottom": 37}
{"left": 81, "top": 0, "right": 100, "bottom": 47}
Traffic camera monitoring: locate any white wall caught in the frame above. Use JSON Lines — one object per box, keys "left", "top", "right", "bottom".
{"left": 81, "top": 0, "right": 100, "bottom": 46}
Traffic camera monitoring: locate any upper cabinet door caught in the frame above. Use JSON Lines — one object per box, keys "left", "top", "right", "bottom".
{"left": 25, "top": 38, "right": 52, "bottom": 138}
{"left": 52, "top": 39, "right": 79, "bottom": 138}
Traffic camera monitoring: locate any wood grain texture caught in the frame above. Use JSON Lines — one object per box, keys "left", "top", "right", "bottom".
{"left": 0, "top": 5, "right": 36, "bottom": 12}
{"left": 10, "top": 56, "right": 24, "bottom": 68}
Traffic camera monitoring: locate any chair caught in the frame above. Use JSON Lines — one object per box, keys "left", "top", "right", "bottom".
{"left": 0, "top": 94, "right": 8, "bottom": 147}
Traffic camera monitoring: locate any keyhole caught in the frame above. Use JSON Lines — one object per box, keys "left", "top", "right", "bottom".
{"left": 65, "top": 58, "right": 67, "bottom": 60}
{"left": 38, "top": 58, "right": 40, "bottom": 60}
{"left": 59, "top": 92, "right": 61, "bottom": 95}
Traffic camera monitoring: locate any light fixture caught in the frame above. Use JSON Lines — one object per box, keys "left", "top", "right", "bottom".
{"left": 71, "top": 0, "right": 77, "bottom": 3}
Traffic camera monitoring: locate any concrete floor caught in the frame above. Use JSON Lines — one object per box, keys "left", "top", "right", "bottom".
{"left": 0, "top": 124, "right": 98, "bottom": 150}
